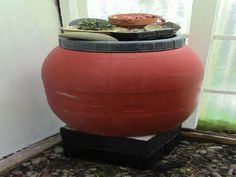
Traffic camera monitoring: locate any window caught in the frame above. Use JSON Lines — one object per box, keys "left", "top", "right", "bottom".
{"left": 198, "top": 0, "right": 236, "bottom": 133}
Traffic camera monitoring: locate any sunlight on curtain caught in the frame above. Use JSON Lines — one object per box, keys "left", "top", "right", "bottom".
{"left": 198, "top": 0, "right": 236, "bottom": 133}
{"left": 198, "top": 93, "right": 236, "bottom": 133}
{"left": 215, "top": 0, "right": 236, "bottom": 35}
{"left": 87, "top": 0, "right": 193, "bottom": 34}
{"left": 204, "top": 40, "right": 236, "bottom": 91}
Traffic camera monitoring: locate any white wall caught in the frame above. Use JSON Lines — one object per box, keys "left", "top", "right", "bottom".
{"left": 0, "top": 0, "right": 64, "bottom": 158}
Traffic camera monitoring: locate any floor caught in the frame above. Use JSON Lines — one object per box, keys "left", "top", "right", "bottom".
{"left": 4, "top": 138, "right": 236, "bottom": 177}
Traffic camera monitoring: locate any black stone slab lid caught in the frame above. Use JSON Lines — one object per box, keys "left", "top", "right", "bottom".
{"left": 59, "top": 35, "right": 185, "bottom": 53}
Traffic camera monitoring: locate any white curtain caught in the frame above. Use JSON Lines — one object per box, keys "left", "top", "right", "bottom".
{"left": 198, "top": 0, "right": 236, "bottom": 133}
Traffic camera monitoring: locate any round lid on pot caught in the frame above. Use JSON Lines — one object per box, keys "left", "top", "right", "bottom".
{"left": 59, "top": 35, "right": 186, "bottom": 53}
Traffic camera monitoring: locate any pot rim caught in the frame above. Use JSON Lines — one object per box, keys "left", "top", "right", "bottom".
{"left": 59, "top": 35, "right": 186, "bottom": 53}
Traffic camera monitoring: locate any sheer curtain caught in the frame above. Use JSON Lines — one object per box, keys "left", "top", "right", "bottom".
{"left": 198, "top": 0, "right": 236, "bottom": 133}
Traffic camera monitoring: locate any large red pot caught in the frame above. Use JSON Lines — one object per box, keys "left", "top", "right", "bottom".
{"left": 42, "top": 38, "right": 204, "bottom": 137}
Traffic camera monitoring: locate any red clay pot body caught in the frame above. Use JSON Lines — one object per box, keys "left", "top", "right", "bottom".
{"left": 42, "top": 46, "right": 204, "bottom": 136}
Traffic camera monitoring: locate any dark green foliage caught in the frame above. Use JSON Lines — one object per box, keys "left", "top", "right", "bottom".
{"left": 77, "top": 18, "right": 114, "bottom": 30}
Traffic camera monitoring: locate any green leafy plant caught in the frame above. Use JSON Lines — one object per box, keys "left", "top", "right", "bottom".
{"left": 77, "top": 18, "right": 114, "bottom": 30}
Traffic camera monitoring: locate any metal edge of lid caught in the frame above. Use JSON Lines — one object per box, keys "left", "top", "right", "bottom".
{"left": 59, "top": 35, "right": 186, "bottom": 53}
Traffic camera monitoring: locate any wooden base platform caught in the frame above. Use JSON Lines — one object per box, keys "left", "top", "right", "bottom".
{"left": 61, "top": 126, "right": 181, "bottom": 169}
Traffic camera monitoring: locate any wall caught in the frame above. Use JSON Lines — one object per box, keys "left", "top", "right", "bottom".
{"left": 0, "top": 0, "right": 64, "bottom": 158}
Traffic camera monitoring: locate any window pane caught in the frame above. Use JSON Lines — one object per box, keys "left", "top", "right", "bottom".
{"left": 87, "top": 0, "right": 193, "bottom": 34}
{"left": 215, "top": 0, "right": 236, "bottom": 35}
{"left": 197, "top": 0, "right": 236, "bottom": 133}
{"left": 198, "top": 93, "right": 236, "bottom": 133}
{"left": 204, "top": 40, "right": 236, "bottom": 91}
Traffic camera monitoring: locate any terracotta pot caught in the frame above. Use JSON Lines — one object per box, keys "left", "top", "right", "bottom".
{"left": 108, "top": 13, "right": 161, "bottom": 28}
{"left": 42, "top": 45, "right": 204, "bottom": 137}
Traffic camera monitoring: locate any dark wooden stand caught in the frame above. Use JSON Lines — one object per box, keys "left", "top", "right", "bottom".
{"left": 61, "top": 126, "right": 181, "bottom": 169}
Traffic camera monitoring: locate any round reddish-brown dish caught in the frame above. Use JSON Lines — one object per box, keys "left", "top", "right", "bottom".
{"left": 109, "top": 13, "right": 161, "bottom": 28}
